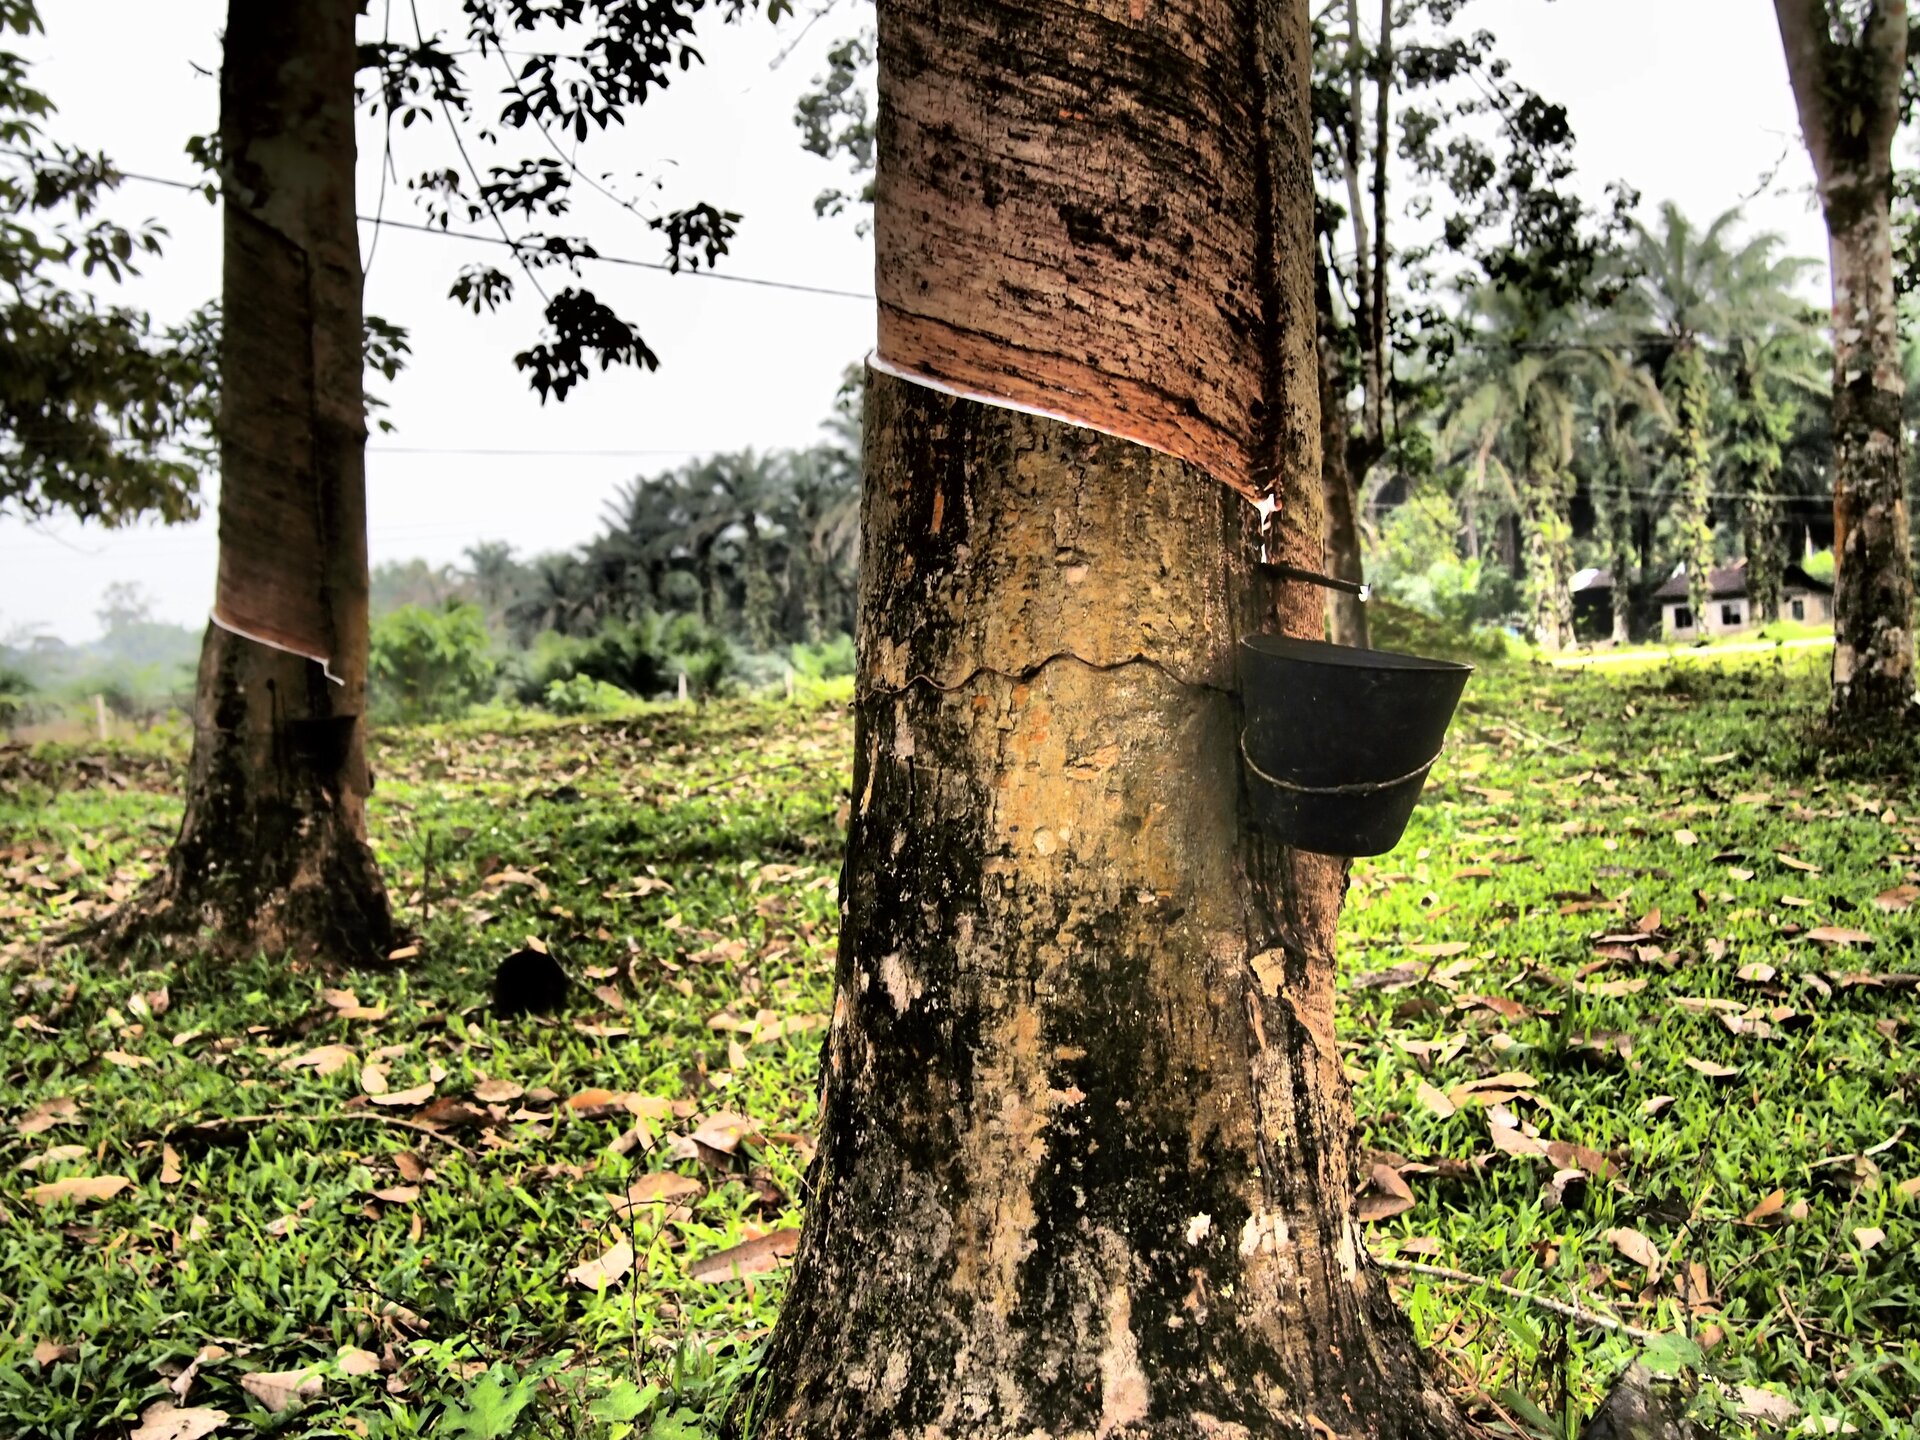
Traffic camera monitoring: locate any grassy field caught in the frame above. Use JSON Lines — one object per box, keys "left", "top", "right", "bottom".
{"left": 1, "top": 649, "right": 1915, "bottom": 1439}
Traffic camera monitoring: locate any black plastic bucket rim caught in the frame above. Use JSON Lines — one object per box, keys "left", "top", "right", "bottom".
{"left": 1238, "top": 634, "right": 1472, "bottom": 857}
{"left": 1239, "top": 633, "right": 1475, "bottom": 677}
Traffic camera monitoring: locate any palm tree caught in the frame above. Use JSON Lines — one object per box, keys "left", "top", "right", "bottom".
{"left": 1581, "top": 376, "right": 1665, "bottom": 643}
{"left": 1715, "top": 237, "right": 1825, "bottom": 622}
{"left": 504, "top": 552, "right": 590, "bottom": 643}
{"left": 462, "top": 541, "right": 522, "bottom": 623}
{"left": 1443, "top": 285, "right": 1645, "bottom": 650}
{"left": 1621, "top": 205, "right": 1748, "bottom": 628}
{"left": 1623, "top": 204, "right": 1821, "bottom": 629}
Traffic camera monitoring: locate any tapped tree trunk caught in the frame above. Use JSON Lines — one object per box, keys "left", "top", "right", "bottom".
{"left": 110, "top": 0, "right": 391, "bottom": 963}
{"left": 1774, "top": 0, "right": 1914, "bottom": 722}
{"left": 748, "top": 0, "right": 1458, "bottom": 1433}
{"left": 753, "top": 373, "right": 1455, "bottom": 1440}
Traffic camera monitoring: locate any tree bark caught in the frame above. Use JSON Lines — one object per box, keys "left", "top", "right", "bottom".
{"left": 1773, "top": 0, "right": 1914, "bottom": 721}
{"left": 748, "top": 0, "right": 1460, "bottom": 1430}
{"left": 750, "top": 372, "right": 1456, "bottom": 1440}
{"left": 109, "top": 0, "right": 391, "bottom": 963}
{"left": 1521, "top": 392, "right": 1573, "bottom": 652}
{"left": 1321, "top": 376, "right": 1371, "bottom": 647}
{"left": 1317, "top": 261, "right": 1370, "bottom": 649}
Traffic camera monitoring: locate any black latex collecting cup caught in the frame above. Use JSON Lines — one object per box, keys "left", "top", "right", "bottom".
{"left": 1238, "top": 634, "right": 1472, "bottom": 857}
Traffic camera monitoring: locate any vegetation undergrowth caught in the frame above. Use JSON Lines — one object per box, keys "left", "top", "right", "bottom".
{"left": 1, "top": 655, "right": 1914, "bottom": 1438}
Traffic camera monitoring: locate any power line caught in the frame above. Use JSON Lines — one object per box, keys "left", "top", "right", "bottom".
{"left": 369, "top": 444, "right": 705, "bottom": 457}
{"left": 16, "top": 151, "right": 875, "bottom": 302}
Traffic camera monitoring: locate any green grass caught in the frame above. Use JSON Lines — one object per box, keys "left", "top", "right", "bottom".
{"left": 1, "top": 659, "right": 1915, "bottom": 1439}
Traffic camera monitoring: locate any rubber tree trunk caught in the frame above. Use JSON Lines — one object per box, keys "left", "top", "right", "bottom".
{"left": 1823, "top": 203, "right": 1913, "bottom": 711}
{"left": 1605, "top": 473, "right": 1634, "bottom": 645}
{"left": 1521, "top": 392, "right": 1573, "bottom": 653}
{"left": 1668, "top": 345, "right": 1716, "bottom": 633}
{"left": 1318, "top": 309, "right": 1370, "bottom": 648}
{"left": 1737, "top": 370, "right": 1788, "bottom": 626}
{"left": 750, "top": 371, "right": 1457, "bottom": 1440}
{"left": 749, "top": 0, "right": 1458, "bottom": 1416}
{"left": 1774, "top": 0, "right": 1914, "bottom": 722}
{"left": 111, "top": 0, "right": 391, "bottom": 963}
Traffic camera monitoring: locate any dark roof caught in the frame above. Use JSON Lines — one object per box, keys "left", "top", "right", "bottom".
{"left": 1653, "top": 559, "right": 1833, "bottom": 602}
{"left": 1654, "top": 561, "right": 1747, "bottom": 601}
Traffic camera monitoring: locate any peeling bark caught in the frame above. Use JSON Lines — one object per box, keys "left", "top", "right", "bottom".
{"left": 749, "top": 376, "right": 1455, "bottom": 1440}
{"left": 109, "top": 0, "right": 391, "bottom": 963}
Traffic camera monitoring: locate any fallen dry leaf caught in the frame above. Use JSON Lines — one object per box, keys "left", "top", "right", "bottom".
{"left": 1854, "top": 1226, "right": 1886, "bottom": 1254}
{"left": 280, "top": 1045, "right": 355, "bottom": 1077}
{"left": 372, "top": 1185, "right": 419, "bottom": 1204}
{"left": 1604, "top": 1226, "right": 1663, "bottom": 1280}
{"left": 335, "top": 1346, "right": 381, "bottom": 1377}
{"left": 26, "top": 1174, "right": 131, "bottom": 1207}
{"left": 1775, "top": 852, "right": 1821, "bottom": 873}
{"left": 1871, "top": 884, "right": 1917, "bottom": 913}
{"left": 370, "top": 1082, "right": 435, "bottom": 1108}
{"left": 1743, "top": 1190, "right": 1787, "bottom": 1225}
{"left": 160, "top": 1144, "right": 183, "bottom": 1186}
{"left": 18, "top": 1143, "right": 89, "bottom": 1172}
{"left": 688, "top": 1229, "right": 801, "bottom": 1282}
{"left": 1408, "top": 941, "right": 1470, "bottom": 958}
{"left": 1674, "top": 829, "right": 1698, "bottom": 847}
{"left": 1684, "top": 1057, "right": 1739, "bottom": 1080}
{"left": 472, "top": 1079, "right": 522, "bottom": 1103}
{"left": 129, "top": 1402, "right": 229, "bottom": 1440}
{"left": 615, "top": 1172, "right": 704, "bottom": 1209}
{"left": 18, "top": 1096, "right": 79, "bottom": 1135}
{"left": 33, "top": 1339, "right": 76, "bottom": 1364}
{"left": 567, "top": 1238, "right": 635, "bottom": 1290}
{"left": 1357, "top": 1162, "right": 1416, "bottom": 1223}
{"left": 239, "top": 1367, "right": 324, "bottom": 1414}
{"left": 1804, "top": 926, "right": 1875, "bottom": 948}
{"left": 1414, "top": 1081, "right": 1456, "bottom": 1119}
{"left": 1578, "top": 977, "right": 1648, "bottom": 998}
{"left": 101, "top": 1049, "right": 153, "bottom": 1069}
{"left": 690, "top": 1112, "right": 762, "bottom": 1155}
{"left": 1641, "top": 1094, "right": 1676, "bottom": 1118}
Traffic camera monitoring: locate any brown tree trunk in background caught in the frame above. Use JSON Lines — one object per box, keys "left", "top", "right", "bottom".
{"left": 1773, "top": 0, "right": 1914, "bottom": 724}
{"left": 1320, "top": 326, "right": 1371, "bottom": 647}
{"left": 110, "top": 0, "right": 391, "bottom": 963}
{"left": 749, "top": 0, "right": 1459, "bottom": 1432}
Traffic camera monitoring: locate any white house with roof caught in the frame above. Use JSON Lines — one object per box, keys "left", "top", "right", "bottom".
{"left": 1656, "top": 558, "right": 1832, "bottom": 640}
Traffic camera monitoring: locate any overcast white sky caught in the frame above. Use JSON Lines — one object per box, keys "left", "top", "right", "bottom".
{"left": 1, "top": 0, "right": 1829, "bottom": 641}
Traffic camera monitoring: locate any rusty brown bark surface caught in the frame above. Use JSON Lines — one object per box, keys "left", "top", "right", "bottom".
{"left": 1773, "top": 0, "right": 1914, "bottom": 723}
{"left": 749, "top": 0, "right": 1459, "bottom": 1429}
{"left": 872, "top": 0, "right": 1315, "bottom": 505}
{"left": 109, "top": 0, "right": 391, "bottom": 963}
{"left": 748, "top": 375, "right": 1455, "bottom": 1440}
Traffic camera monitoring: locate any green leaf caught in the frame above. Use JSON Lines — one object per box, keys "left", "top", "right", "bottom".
{"left": 441, "top": 1368, "right": 539, "bottom": 1440}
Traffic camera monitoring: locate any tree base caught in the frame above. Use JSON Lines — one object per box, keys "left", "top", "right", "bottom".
{"left": 100, "top": 623, "right": 393, "bottom": 968}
